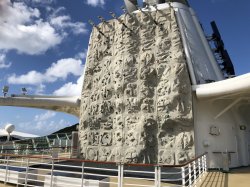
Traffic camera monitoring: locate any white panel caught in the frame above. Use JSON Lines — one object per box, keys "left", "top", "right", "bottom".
{"left": 173, "top": 3, "right": 224, "bottom": 84}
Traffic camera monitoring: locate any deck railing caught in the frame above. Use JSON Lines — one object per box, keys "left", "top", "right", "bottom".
{"left": 0, "top": 146, "right": 76, "bottom": 158}
{"left": 0, "top": 132, "right": 72, "bottom": 152}
{"left": 0, "top": 152, "right": 207, "bottom": 187}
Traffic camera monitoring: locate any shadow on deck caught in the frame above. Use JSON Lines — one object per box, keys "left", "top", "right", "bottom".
{"left": 197, "top": 166, "right": 250, "bottom": 187}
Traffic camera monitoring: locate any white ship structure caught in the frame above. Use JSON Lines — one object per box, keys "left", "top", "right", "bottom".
{"left": 1, "top": 0, "right": 250, "bottom": 169}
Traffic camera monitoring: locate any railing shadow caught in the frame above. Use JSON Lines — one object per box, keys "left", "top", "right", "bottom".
{"left": 197, "top": 170, "right": 227, "bottom": 187}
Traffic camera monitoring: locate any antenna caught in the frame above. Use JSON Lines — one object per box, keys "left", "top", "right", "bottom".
{"left": 210, "top": 21, "right": 235, "bottom": 77}
{"left": 211, "top": 21, "right": 222, "bottom": 40}
{"left": 211, "top": 21, "right": 224, "bottom": 51}
{"left": 221, "top": 50, "right": 235, "bottom": 76}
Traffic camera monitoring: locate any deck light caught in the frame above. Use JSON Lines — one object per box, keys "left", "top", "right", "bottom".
{"left": 2, "top": 86, "right": 9, "bottom": 97}
{"left": 21, "top": 87, "right": 27, "bottom": 95}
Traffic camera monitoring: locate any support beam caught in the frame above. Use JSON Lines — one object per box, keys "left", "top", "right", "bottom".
{"left": 0, "top": 95, "right": 80, "bottom": 117}
{"left": 214, "top": 98, "right": 241, "bottom": 119}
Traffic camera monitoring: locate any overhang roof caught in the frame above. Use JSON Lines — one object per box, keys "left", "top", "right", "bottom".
{"left": 0, "top": 129, "right": 39, "bottom": 139}
{"left": 193, "top": 73, "right": 250, "bottom": 100}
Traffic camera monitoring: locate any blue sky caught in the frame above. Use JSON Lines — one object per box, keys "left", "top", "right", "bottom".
{"left": 0, "top": 0, "right": 249, "bottom": 136}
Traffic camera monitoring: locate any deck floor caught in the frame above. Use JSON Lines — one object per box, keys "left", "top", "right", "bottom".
{"left": 0, "top": 182, "right": 14, "bottom": 187}
{"left": 197, "top": 167, "right": 250, "bottom": 187}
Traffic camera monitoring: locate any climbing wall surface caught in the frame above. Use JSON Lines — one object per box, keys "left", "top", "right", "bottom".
{"left": 80, "top": 7, "right": 194, "bottom": 165}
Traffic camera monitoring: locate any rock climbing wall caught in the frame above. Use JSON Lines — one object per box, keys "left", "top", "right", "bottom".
{"left": 79, "top": 7, "right": 194, "bottom": 165}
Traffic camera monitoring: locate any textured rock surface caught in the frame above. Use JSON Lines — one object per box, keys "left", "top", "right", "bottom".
{"left": 79, "top": 7, "right": 194, "bottom": 164}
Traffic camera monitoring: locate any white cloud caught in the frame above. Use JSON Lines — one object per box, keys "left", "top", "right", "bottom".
{"left": 0, "top": 0, "right": 87, "bottom": 55}
{"left": 86, "top": 0, "right": 105, "bottom": 7}
{"left": 50, "top": 14, "right": 87, "bottom": 35}
{"left": 34, "top": 111, "right": 56, "bottom": 121}
{"left": 31, "top": 0, "right": 55, "bottom": 4}
{"left": 0, "top": 52, "right": 11, "bottom": 68}
{"left": 46, "top": 58, "right": 83, "bottom": 79}
{"left": 8, "top": 58, "right": 84, "bottom": 85}
{"left": 75, "top": 50, "right": 87, "bottom": 60}
{"left": 35, "top": 84, "right": 46, "bottom": 94}
{"left": 8, "top": 71, "right": 45, "bottom": 85}
{"left": 53, "top": 74, "right": 84, "bottom": 96}
{"left": 17, "top": 112, "right": 72, "bottom": 136}
{"left": 26, "top": 84, "right": 46, "bottom": 95}
{"left": 0, "top": 0, "right": 61, "bottom": 55}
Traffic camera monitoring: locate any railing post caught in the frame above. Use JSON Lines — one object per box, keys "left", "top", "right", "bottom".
{"left": 154, "top": 166, "right": 157, "bottom": 187}
{"left": 81, "top": 162, "right": 85, "bottom": 187}
{"left": 198, "top": 158, "right": 201, "bottom": 177}
{"left": 181, "top": 166, "right": 186, "bottom": 187}
{"left": 158, "top": 166, "right": 161, "bottom": 187}
{"left": 25, "top": 157, "right": 30, "bottom": 186}
{"left": 50, "top": 159, "right": 54, "bottom": 187}
{"left": 118, "top": 163, "right": 121, "bottom": 187}
{"left": 121, "top": 164, "right": 124, "bottom": 187}
{"left": 4, "top": 156, "right": 10, "bottom": 184}
{"left": 21, "top": 157, "right": 24, "bottom": 167}
{"left": 193, "top": 160, "right": 197, "bottom": 185}
{"left": 26, "top": 145, "right": 28, "bottom": 155}
{"left": 204, "top": 155, "right": 208, "bottom": 172}
{"left": 202, "top": 156, "right": 205, "bottom": 175}
{"left": 188, "top": 163, "right": 192, "bottom": 186}
{"left": 42, "top": 152, "right": 44, "bottom": 163}
{"left": 154, "top": 166, "right": 161, "bottom": 187}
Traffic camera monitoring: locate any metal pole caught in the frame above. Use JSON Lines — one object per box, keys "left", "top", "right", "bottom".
{"left": 4, "top": 156, "right": 9, "bottom": 184}
{"left": 204, "top": 155, "right": 208, "bottom": 172}
{"left": 25, "top": 157, "right": 30, "bottom": 186}
{"left": 154, "top": 166, "right": 161, "bottom": 187}
{"left": 181, "top": 166, "right": 185, "bottom": 187}
{"left": 21, "top": 157, "right": 24, "bottom": 167}
{"left": 50, "top": 159, "right": 54, "bottom": 187}
{"left": 81, "top": 162, "right": 85, "bottom": 187}
{"left": 42, "top": 152, "right": 44, "bottom": 163}
{"left": 193, "top": 161, "right": 197, "bottom": 185}
{"left": 26, "top": 145, "right": 28, "bottom": 155}
{"left": 158, "top": 166, "right": 161, "bottom": 187}
{"left": 121, "top": 164, "right": 124, "bottom": 187}
{"left": 155, "top": 166, "right": 158, "bottom": 187}
{"left": 198, "top": 158, "right": 202, "bottom": 182}
{"left": 118, "top": 164, "right": 121, "bottom": 187}
{"left": 202, "top": 156, "right": 205, "bottom": 175}
{"left": 188, "top": 163, "right": 192, "bottom": 186}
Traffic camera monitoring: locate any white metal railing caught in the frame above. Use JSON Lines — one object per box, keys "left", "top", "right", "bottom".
{"left": 0, "top": 146, "right": 75, "bottom": 158}
{"left": 0, "top": 152, "right": 207, "bottom": 187}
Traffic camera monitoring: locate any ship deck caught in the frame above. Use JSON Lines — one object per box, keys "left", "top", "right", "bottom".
{"left": 197, "top": 166, "right": 250, "bottom": 187}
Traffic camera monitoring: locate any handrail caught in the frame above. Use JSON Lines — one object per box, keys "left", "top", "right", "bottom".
{"left": 0, "top": 152, "right": 208, "bottom": 168}
{"left": 0, "top": 152, "right": 208, "bottom": 187}
{"left": 0, "top": 132, "right": 72, "bottom": 144}
{"left": 0, "top": 146, "right": 75, "bottom": 151}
